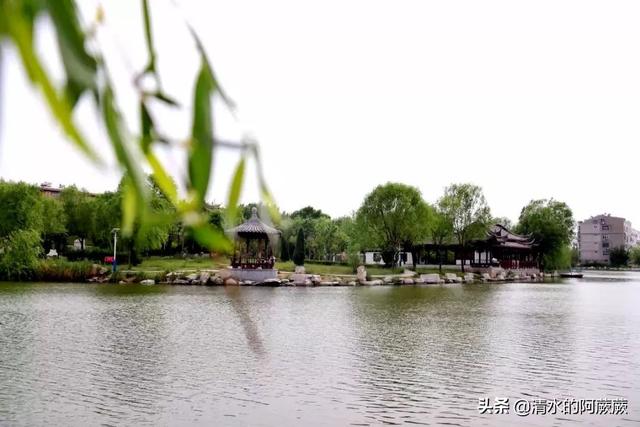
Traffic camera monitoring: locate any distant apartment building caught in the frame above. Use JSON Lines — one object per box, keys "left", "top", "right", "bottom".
{"left": 578, "top": 214, "right": 639, "bottom": 264}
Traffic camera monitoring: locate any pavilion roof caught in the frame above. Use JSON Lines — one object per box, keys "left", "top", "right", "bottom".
{"left": 225, "top": 207, "right": 280, "bottom": 237}
{"left": 487, "top": 224, "right": 535, "bottom": 245}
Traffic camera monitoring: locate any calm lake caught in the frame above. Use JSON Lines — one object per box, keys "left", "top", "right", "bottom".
{"left": 1, "top": 272, "right": 639, "bottom": 426}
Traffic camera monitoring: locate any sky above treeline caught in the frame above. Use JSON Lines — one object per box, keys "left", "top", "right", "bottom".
{"left": 1, "top": 0, "right": 639, "bottom": 226}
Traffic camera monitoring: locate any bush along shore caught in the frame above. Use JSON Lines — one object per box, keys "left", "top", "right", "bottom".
{"left": 78, "top": 264, "right": 553, "bottom": 287}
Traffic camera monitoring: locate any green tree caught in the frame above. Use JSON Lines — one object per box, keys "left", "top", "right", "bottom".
{"left": 515, "top": 199, "right": 574, "bottom": 271}
{"left": 41, "top": 196, "right": 67, "bottom": 253}
{"left": 291, "top": 206, "right": 330, "bottom": 221}
{"left": 355, "top": 183, "right": 431, "bottom": 267}
{"left": 91, "top": 192, "right": 121, "bottom": 250}
{"left": 571, "top": 245, "right": 580, "bottom": 267}
{"left": 492, "top": 216, "right": 514, "bottom": 230}
{"left": 312, "top": 217, "right": 339, "bottom": 261}
{"left": 293, "top": 228, "right": 305, "bottom": 266}
{"left": 117, "top": 174, "right": 175, "bottom": 265}
{"left": 609, "top": 246, "right": 629, "bottom": 267}
{"left": 630, "top": 246, "right": 640, "bottom": 266}
{"left": 430, "top": 208, "right": 454, "bottom": 272}
{"left": 438, "top": 183, "right": 492, "bottom": 272}
{"left": 0, "top": 181, "right": 44, "bottom": 238}
{"left": 60, "top": 186, "right": 96, "bottom": 250}
{"left": 0, "top": 229, "right": 42, "bottom": 280}
{"left": 279, "top": 237, "right": 290, "bottom": 262}
{"left": 331, "top": 216, "right": 352, "bottom": 257}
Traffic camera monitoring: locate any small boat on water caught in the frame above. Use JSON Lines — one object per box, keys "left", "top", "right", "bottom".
{"left": 560, "top": 271, "right": 584, "bottom": 278}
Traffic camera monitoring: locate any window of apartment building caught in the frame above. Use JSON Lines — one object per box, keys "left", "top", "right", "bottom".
{"left": 602, "top": 225, "right": 610, "bottom": 231}
{"left": 602, "top": 242, "right": 609, "bottom": 248}
{"left": 602, "top": 234, "right": 608, "bottom": 240}
{"left": 603, "top": 249, "right": 610, "bottom": 256}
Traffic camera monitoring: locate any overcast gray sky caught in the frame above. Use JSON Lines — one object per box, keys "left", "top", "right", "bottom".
{"left": 1, "top": 0, "right": 639, "bottom": 225}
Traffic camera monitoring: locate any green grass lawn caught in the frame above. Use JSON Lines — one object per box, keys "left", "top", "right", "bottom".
{"left": 129, "top": 256, "right": 228, "bottom": 272}
{"left": 128, "top": 257, "right": 455, "bottom": 277}
{"left": 275, "top": 261, "right": 405, "bottom": 276}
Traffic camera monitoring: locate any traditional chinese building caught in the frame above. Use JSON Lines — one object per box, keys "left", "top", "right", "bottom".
{"left": 225, "top": 207, "right": 281, "bottom": 282}
{"left": 415, "top": 224, "right": 539, "bottom": 272}
{"left": 466, "top": 224, "right": 538, "bottom": 270}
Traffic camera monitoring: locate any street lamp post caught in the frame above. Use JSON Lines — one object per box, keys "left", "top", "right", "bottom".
{"left": 111, "top": 228, "right": 120, "bottom": 272}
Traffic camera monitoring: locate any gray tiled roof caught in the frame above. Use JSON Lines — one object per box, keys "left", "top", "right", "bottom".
{"left": 225, "top": 207, "right": 280, "bottom": 236}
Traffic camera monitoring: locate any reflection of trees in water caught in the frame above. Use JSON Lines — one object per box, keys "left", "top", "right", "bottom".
{"left": 347, "top": 285, "right": 497, "bottom": 424}
{"left": 91, "top": 284, "right": 170, "bottom": 423}
{"left": 224, "top": 286, "right": 265, "bottom": 356}
{"left": 488, "top": 284, "right": 579, "bottom": 398}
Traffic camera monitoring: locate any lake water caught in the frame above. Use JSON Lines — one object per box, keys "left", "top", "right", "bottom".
{"left": 1, "top": 271, "right": 639, "bottom": 426}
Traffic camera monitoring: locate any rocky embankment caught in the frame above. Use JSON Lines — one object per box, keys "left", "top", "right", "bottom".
{"left": 86, "top": 265, "right": 551, "bottom": 286}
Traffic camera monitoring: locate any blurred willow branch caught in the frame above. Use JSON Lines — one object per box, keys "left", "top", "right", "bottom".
{"left": 0, "top": 0, "right": 278, "bottom": 253}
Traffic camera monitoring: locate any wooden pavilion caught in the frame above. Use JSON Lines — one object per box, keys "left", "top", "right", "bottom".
{"left": 225, "top": 207, "right": 280, "bottom": 282}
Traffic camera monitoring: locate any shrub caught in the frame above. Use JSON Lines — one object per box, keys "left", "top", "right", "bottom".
{"left": 541, "top": 245, "right": 572, "bottom": 272}
{"left": 0, "top": 229, "right": 42, "bottom": 280}
{"left": 630, "top": 246, "right": 640, "bottom": 266}
{"left": 280, "top": 240, "right": 290, "bottom": 262}
{"left": 292, "top": 228, "right": 305, "bottom": 266}
{"left": 35, "top": 259, "right": 95, "bottom": 282}
{"left": 609, "top": 246, "right": 629, "bottom": 268}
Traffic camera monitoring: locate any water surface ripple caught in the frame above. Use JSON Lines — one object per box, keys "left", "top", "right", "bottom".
{"left": 1, "top": 271, "right": 639, "bottom": 426}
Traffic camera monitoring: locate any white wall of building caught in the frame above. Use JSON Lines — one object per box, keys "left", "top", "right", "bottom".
{"left": 363, "top": 251, "right": 413, "bottom": 266}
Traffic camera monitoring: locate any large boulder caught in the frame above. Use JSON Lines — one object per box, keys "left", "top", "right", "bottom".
{"left": 199, "top": 272, "right": 211, "bottom": 285}
{"left": 445, "top": 273, "right": 462, "bottom": 283}
{"left": 224, "top": 278, "right": 239, "bottom": 286}
{"left": 294, "top": 265, "right": 306, "bottom": 274}
{"left": 140, "top": 279, "right": 155, "bottom": 285}
{"left": 356, "top": 266, "right": 367, "bottom": 283}
{"left": 217, "top": 268, "right": 233, "bottom": 280}
{"left": 90, "top": 264, "right": 100, "bottom": 277}
{"left": 420, "top": 273, "right": 443, "bottom": 284}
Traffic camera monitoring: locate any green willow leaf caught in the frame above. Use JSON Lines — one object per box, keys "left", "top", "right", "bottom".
{"left": 121, "top": 178, "right": 137, "bottom": 236}
{"left": 0, "top": 10, "right": 5, "bottom": 36}
{"left": 141, "top": 0, "right": 156, "bottom": 74}
{"left": 4, "top": 6, "right": 98, "bottom": 162}
{"left": 191, "top": 223, "right": 232, "bottom": 253}
{"left": 187, "top": 25, "right": 235, "bottom": 110}
{"left": 225, "top": 156, "right": 245, "bottom": 226}
{"left": 250, "top": 143, "right": 280, "bottom": 224}
{"left": 152, "top": 91, "right": 179, "bottom": 107}
{"left": 146, "top": 151, "right": 178, "bottom": 206}
{"left": 140, "top": 101, "right": 153, "bottom": 153}
{"left": 102, "top": 86, "right": 146, "bottom": 204}
{"left": 188, "top": 59, "right": 215, "bottom": 207}
{"left": 46, "top": 0, "right": 97, "bottom": 107}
